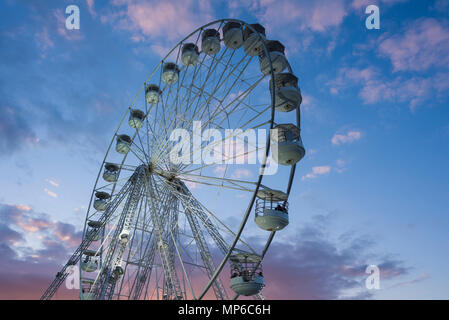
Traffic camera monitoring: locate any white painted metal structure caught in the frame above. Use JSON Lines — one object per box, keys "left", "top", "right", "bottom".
{"left": 41, "top": 19, "right": 304, "bottom": 300}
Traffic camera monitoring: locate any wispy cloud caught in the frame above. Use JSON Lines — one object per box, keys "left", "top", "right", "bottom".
{"left": 302, "top": 165, "right": 331, "bottom": 180}
{"left": 231, "top": 168, "right": 252, "bottom": 179}
{"left": 329, "top": 66, "right": 449, "bottom": 111}
{"left": 35, "top": 27, "right": 54, "bottom": 57}
{"left": 45, "top": 179, "right": 59, "bottom": 187}
{"left": 332, "top": 130, "right": 362, "bottom": 145}
{"left": 103, "top": 0, "right": 214, "bottom": 43}
{"left": 378, "top": 18, "right": 449, "bottom": 72}
{"left": 250, "top": 0, "right": 349, "bottom": 33}
{"left": 0, "top": 106, "right": 38, "bottom": 156}
{"left": 351, "top": 0, "right": 408, "bottom": 10}
{"left": 86, "top": 0, "right": 97, "bottom": 17}
{"left": 43, "top": 188, "right": 58, "bottom": 199}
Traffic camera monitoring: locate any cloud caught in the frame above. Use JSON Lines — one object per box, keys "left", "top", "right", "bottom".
{"left": 0, "top": 105, "right": 39, "bottom": 157}
{"left": 0, "top": 224, "right": 23, "bottom": 245}
{"left": 302, "top": 165, "right": 331, "bottom": 180}
{"left": 45, "top": 179, "right": 59, "bottom": 187}
{"left": 104, "top": 0, "right": 214, "bottom": 43}
{"left": 14, "top": 205, "right": 31, "bottom": 212}
{"left": 248, "top": 0, "right": 349, "bottom": 33}
{"left": 335, "top": 159, "right": 347, "bottom": 173}
{"left": 351, "top": 0, "right": 408, "bottom": 10}
{"left": 330, "top": 67, "right": 449, "bottom": 111}
{"left": 35, "top": 27, "right": 54, "bottom": 57}
{"left": 378, "top": 18, "right": 449, "bottom": 72}
{"left": 0, "top": 203, "right": 82, "bottom": 299}
{"left": 86, "top": 0, "right": 97, "bottom": 17}
{"left": 0, "top": 203, "right": 415, "bottom": 299}
{"left": 213, "top": 166, "right": 227, "bottom": 177}
{"left": 0, "top": 2, "right": 131, "bottom": 161}
{"left": 53, "top": 222, "right": 83, "bottom": 247}
{"left": 329, "top": 17, "right": 449, "bottom": 111}
{"left": 332, "top": 130, "right": 362, "bottom": 145}
{"left": 386, "top": 273, "right": 429, "bottom": 289}
{"left": 231, "top": 169, "right": 252, "bottom": 179}
{"left": 259, "top": 215, "right": 409, "bottom": 299}
{"left": 44, "top": 188, "right": 58, "bottom": 199}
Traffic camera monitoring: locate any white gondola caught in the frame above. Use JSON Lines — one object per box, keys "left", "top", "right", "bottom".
{"left": 145, "top": 84, "right": 162, "bottom": 104}
{"left": 80, "top": 279, "right": 95, "bottom": 300}
{"left": 81, "top": 250, "right": 99, "bottom": 272}
{"left": 243, "top": 23, "right": 266, "bottom": 56}
{"left": 116, "top": 134, "right": 131, "bottom": 154}
{"left": 112, "top": 266, "right": 124, "bottom": 280}
{"left": 86, "top": 220, "right": 102, "bottom": 241}
{"left": 201, "top": 28, "right": 221, "bottom": 55}
{"left": 162, "top": 62, "right": 180, "bottom": 84}
{"left": 119, "top": 229, "right": 130, "bottom": 244}
{"left": 255, "top": 188, "right": 289, "bottom": 231}
{"left": 270, "top": 73, "right": 302, "bottom": 112}
{"left": 181, "top": 43, "right": 200, "bottom": 66}
{"left": 259, "top": 40, "right": 288, "bottom": 75}
{"left": 157, "top": 240, "right": 168, "bottom": 250}
{"left": 223, "top": 21, "right": 243, "bottom": 50}
{"left": 128, "top": 109, "right": 145, "bottom": 129}
{"left": 93, "top": 191, "right": 110, "bottom": 211}
{"left": 271, "top": 123, "right": 305, "bottom": 165}
{"left": 230, "top": 253, "right": 265, "bottom": 296}
{"left": 103, "top": 163, "right": 119, "bottom": 183}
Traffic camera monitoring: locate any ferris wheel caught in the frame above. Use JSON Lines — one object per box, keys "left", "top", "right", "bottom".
{"left": 41, "top": 19, "right": 305, "bottom": 300}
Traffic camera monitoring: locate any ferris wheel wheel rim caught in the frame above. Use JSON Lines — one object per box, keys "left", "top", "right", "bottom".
{"left": 78, "top": 18, "right": 299, "bottom": 300}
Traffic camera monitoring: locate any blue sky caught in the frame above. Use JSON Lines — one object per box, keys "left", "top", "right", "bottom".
{"left": 0, "top": 0, "right": 448, "bottom": 299}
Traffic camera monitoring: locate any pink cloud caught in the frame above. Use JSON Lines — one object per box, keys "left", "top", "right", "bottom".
{"left": 14, "top": 205, "right": 31, "bottom": 212}
{"left": 44, "top": 188, "right": 58, "bottom": 198}
{"left": 378, "top": 18, "right": 449, "bottom": 72}
{"left": 17, "top": 218, "right": 53, "bottom": 233}
{"left": 330, "top": 67, "right": 449, "bottom": 111}
{"left": 106, "top": 0, "right": 214, "bottom": 43}
{"left": 252, "top": 0, "right": 348, "bottom": 33}
{"left": 86, "top": 0, "right": 96, "bottom": 17}
{"left": 351, "top": 0, "right": 408, "bottom": 10}
{"left": 35, "top": 27, "right": 54, "bottom": 55}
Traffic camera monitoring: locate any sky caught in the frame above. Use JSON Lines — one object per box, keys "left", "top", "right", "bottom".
{"left": 0, "top": 0, "right": 449, "bottom": 300}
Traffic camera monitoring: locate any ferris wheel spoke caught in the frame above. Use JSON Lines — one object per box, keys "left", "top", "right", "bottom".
{"left": 128, "top": 141, "right": 148, "bottom": 165}
{"left": 131, "top": 120, "right": 151, "bottom": 164}
{"left": 150, "top": 44, "right": 248, "bottom": 164}
{"left": 201, "top": 73, "right": 266, "bottom": 130}
{"left": 153, "top": 73, "right": 267, "bottom": 168}
{"left": 162, "top": 179, "right": 257, "bottom": 255}
{"left": 177, "top": 172, "right": 258, "bottom": 190}
{"left": 188, "top": 53, "right": 251, "bottom": 127}
{"left": 150, "top": 50, "right": 233, "bottom": 165}
{"left": 156, "top": 44, "right": 205, "bottom": 138}
{"left": 179, "top": 112, "right": 271, "bottom": 174}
